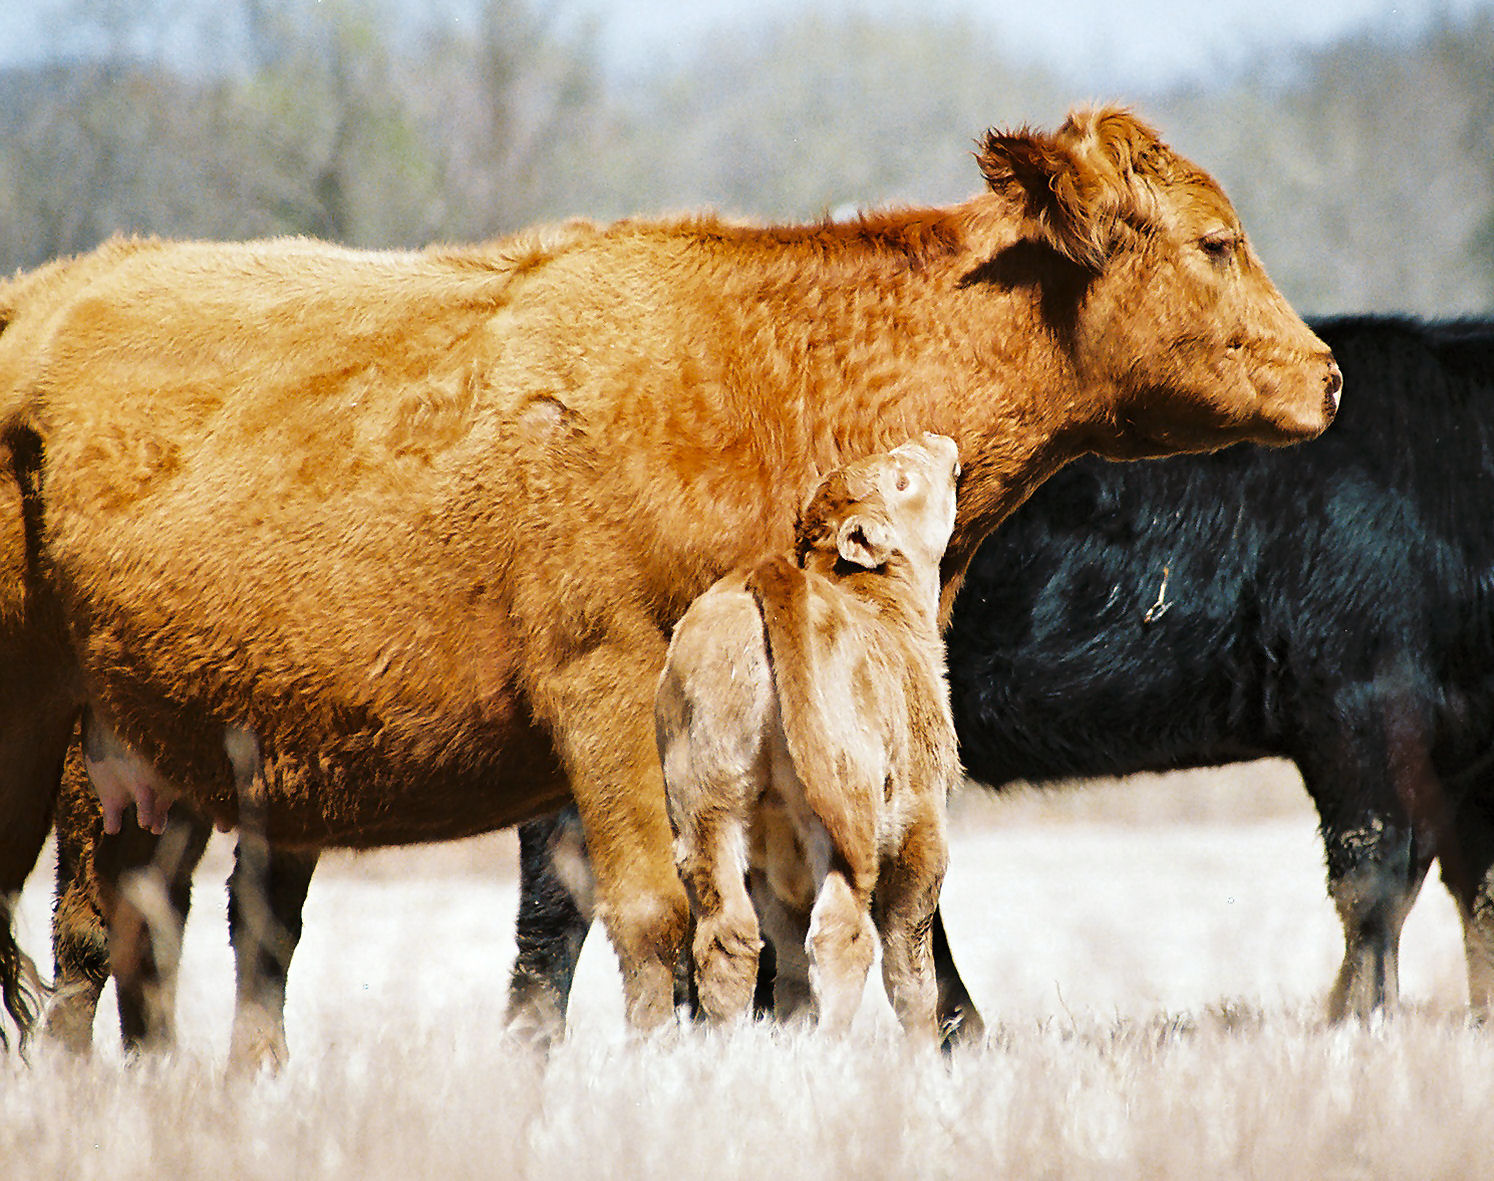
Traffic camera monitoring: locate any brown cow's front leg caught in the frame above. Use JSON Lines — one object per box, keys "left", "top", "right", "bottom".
{"left": 527, "top": 640, "right": 689, "bottom": 1032}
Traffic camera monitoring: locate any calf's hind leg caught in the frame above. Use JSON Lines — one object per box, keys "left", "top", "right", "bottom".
{"left": 675, "top": 813, "right": 762, "bottom": 1024}
{"left": 873, "top": 806, "right": 948, "bottom": 1044}
{"left": 806, "top": 858, "right": 877, "bottom": 1035}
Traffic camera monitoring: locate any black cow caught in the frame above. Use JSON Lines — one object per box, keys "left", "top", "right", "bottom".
{"left": 51, "top": 316, "right": 1494, "bottom": 1053}
{"left": 947, "top": 314, "right": 1494, "bottom": 1022}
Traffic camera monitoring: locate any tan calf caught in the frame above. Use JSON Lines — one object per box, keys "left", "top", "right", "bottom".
{"left": 659, "top": 435, "right": 960, "bottom": 1040}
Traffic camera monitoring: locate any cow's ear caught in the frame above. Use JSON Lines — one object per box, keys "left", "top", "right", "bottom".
{"left": 836, "top": 515, "right": 893, "bottom": 569}
{"left": 979, "top": 107, "right": 1166, "bottom": 271}
{"left": 977, "top": 127, "right": 1110, "bottom": 271}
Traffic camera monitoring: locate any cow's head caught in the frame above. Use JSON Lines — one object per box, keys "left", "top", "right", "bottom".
{"left": 796, "top": 433, "right": 959, "bottom": 594}
{"left": 975, "top": 106, "right": 1340, "bottom": 458}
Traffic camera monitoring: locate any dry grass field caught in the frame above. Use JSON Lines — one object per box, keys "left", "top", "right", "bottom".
{"left": 4, "top": 761, "right": 1490, "bottom": 1180}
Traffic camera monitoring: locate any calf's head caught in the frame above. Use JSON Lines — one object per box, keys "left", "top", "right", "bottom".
{"left": 976, "top": 106, "right": 1341, "bottom": 458}
{"left": 795, "top": 433, "right": 960, "bottom": 594}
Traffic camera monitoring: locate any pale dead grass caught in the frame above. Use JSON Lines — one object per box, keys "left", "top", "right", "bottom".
{"left": 6, "top": 1009, "right": 1494, "bottom": 1180}
{"left": 2, "top": 767, "right": 1483, "bottom": 1180}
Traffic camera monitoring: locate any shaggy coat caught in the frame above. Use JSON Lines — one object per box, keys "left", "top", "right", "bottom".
{"left": 659, "top": 436, "right": 959, "bottom": 1039}
{"left": 0, "top": 106, "right": 1339, "bottom": 1047}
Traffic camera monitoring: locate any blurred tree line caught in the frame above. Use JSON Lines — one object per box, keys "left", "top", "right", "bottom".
{"left": 1, "top": 0, "right": 1491, "bottom": 315}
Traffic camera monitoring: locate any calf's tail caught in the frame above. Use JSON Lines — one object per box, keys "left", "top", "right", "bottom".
{"left": 745, "top": 557, "right": 874, "bottom": 864}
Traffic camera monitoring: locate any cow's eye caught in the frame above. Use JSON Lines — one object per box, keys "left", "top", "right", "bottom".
{"left": 1199, "top": 231, "right": 1238, "bottom": 262}
{"left": 895, "top": 473, "right": 910, "bottom": 492}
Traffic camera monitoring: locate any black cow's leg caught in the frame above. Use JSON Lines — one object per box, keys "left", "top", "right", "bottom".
{"left": 1436, "top": 792, "right": 1494, "bottom": 1013}
{"left": 1317, "top": 807, "right": 1429, "bottom": 1020}
{"left": 931, "top": 906, "right": 986, "bottom": 1048}
{"left": 226, "top": 837, "right": 318, "bottom": 1073}
{"left": 504, "top": 808, "right": 595, "bottom": 1047}
{"left": 1302, "top": 702, "right": 1442, "bottom": 1021}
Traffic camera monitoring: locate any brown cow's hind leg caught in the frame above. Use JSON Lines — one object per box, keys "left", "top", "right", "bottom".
{"left": 0, "top": 698, "right": 74, "bottom": 1051}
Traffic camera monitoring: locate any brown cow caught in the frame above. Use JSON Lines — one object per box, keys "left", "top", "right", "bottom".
{"left": 661, "top": 435, "right": 960, "bottom": 1040}
{"left": 0, "top": 106, "right": 1341, "bottom": 1050}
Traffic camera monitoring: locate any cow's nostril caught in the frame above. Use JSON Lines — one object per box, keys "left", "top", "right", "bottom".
{"left": 1326, "top": 370, "right": 1350, "bottom": 424}
{"left": 1323, "top": 363, "right": 1343, "bottom": 414}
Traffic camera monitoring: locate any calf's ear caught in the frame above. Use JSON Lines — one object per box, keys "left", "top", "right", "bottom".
{"left": 836, "top": 515, "right": 894, "bottom": 569}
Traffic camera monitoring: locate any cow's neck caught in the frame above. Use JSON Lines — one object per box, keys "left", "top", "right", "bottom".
{"left": 739, "top": 217, "right": 1097, "bottom": 613}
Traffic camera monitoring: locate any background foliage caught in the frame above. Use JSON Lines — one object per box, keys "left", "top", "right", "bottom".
{"left": 2, "top": 0, "right": 1491, "bottom": 315}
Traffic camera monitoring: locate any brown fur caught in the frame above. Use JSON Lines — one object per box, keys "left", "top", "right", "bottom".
{"left": 660, "top": 437, "right": 959, "bottom": 1039}
{"left": 0, "top": 106, "right": 1341, "bottom": 1042}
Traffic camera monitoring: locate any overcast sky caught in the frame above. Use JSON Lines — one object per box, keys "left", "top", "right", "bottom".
{"left": 590, "top": 0, "right": 1492, "bottom": 89}
{"left": 0, "top": 0, "right": 1487, "bottom": 90}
